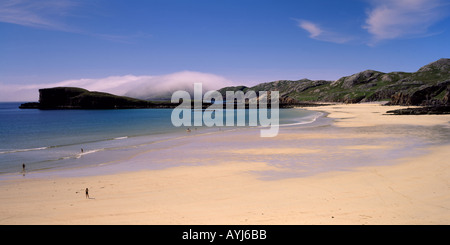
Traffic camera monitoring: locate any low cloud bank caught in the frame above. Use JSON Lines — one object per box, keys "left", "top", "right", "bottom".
{"left": 0, "top": 71, "right": 235, "bottom": 102}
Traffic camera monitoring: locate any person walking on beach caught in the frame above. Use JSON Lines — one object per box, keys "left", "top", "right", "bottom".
{"left": 22, "top": 163, "right": 25, "bottom": 173}
{"left": 85, "top": 187, "right": 89, "bottom": 199}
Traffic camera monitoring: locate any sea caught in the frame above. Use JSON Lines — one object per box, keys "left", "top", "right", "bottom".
{"left": 0, "top": 102, "right": 322, "bottom": 177}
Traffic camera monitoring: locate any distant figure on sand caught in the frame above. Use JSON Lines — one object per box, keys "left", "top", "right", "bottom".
{"left": 85, "top": 188, "right": 89, "bottom": 199}
{"left": 186, "top": 128, "right": 191, "bottom": 133}
{"left": 81, "top": 148, "right": 84, "bottom": 153}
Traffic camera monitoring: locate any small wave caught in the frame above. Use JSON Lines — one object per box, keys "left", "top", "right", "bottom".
{"left": 76, "top": 148, "right": 105, "bottom": 159}
{"left": 23, "top": 147, "right": 108, "bottom": 165}
{"left": 257, "top": 112, "right": 323, "bottom": 128}
{"left": 278, "top": 112, "right": 324, "bottom": 127}
{"left": 1, "top": 136, "right": 132, "bottom": 155}
{"left": 0, "top": 146, "right": 49, "bottom": 155}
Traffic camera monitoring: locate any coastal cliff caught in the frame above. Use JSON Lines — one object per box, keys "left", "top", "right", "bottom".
{"left": 20, "top": 87, "right": 176, "bottom": 109}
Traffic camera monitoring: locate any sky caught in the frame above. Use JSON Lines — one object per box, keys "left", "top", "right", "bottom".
{"left": 1, "top": 0, "right": 450, "bottom": 101}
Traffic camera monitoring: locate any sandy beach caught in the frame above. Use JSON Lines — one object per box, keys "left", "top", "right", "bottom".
{"left": 1, "top": 103, "right": 450, "bottom": 225}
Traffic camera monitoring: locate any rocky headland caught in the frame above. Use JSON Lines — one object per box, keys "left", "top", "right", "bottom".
{"left": 19, "top": 87, "right": 179, "bottom": 109}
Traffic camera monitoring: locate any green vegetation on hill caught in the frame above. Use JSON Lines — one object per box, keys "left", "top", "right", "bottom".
{"left": 218, "top": 58, "right": 450, "bottom": 106}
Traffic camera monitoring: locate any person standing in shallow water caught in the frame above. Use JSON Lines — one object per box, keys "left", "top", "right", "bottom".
{"left": 22, "top": 163, "right": 26, "bottom": 177}
{"left": 85, "top": 188, "right": 89, "bottom": 199}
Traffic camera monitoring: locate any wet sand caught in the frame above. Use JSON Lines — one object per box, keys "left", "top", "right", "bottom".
{"left": 1, "top": 103, "right": 449, "bottom": 224}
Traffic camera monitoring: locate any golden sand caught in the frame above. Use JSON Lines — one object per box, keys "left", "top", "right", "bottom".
{"left": 1, "top": 103, "right": 449, "bottom": 224}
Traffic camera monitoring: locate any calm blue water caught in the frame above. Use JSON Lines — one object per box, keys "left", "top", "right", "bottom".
{"left": 0, "top": 102, "right": 321, "bottom": 176}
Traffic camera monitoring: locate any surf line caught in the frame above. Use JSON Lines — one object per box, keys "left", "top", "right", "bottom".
{"left": 171, "top": 83, "right": 280, "bottom": 137}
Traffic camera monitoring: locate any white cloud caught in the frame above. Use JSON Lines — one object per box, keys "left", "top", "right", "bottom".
{"left": 0, "top": 0, "right": 77, "bottom": 31}
{"left": 363, "top": 0, "right": 449, "bottom": 43}
{"left": 0, "top": 71, "right": 236, "bottom": 102}
{"left": 298, "top": 20, "right": 323, "bottom": 38}
{"left": 296, "top": 19, "right": 353, "bottom": 44}
{"left": 124, "top": 71, "right": 235, "bottom": 100}
{"left": 0, "top": 0, "right": 149, "bottom": 42}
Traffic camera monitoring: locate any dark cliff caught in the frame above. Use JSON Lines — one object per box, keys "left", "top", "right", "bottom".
{"left": 19, "top": 87, "right": 217, "bottom": 109}
{"left": 20, "top": 87, "right": 174, "bottom": 109}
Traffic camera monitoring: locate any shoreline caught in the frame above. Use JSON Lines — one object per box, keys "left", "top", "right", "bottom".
{"left": 1, "top": 102, "right": 449, "bottom": 224}
{"left": 0, "top": 108, "right": 322, "bottom": 179}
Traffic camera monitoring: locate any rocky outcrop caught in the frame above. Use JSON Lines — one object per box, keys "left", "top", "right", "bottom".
{"left": 332, "top": 70, "right": 383, "bottom": 89}
{"left": 389, "top": 80, "right": 450, "bottom": 106}
{"left": 279, "top": 96, "right": 300, "bottom": 104}
{"left": 417, "top": 58, "right": 450, "bottom": 73}
{"left": 443, "top": 88, "right": 450, "bottom": 104}
{"left": 386, "top": 106, "right": 450, "bottom": 115}
{"left": 18, "top": 102, "right": 40, "bottom": 109}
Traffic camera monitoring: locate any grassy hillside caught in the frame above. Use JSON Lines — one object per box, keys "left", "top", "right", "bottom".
{"left": 218, "top": 58, "right": 450, "bottom": 106}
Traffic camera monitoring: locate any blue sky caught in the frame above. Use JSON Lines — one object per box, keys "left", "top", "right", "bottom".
{"left": 1, "top": 0, "right": 450, "bottom": 101}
